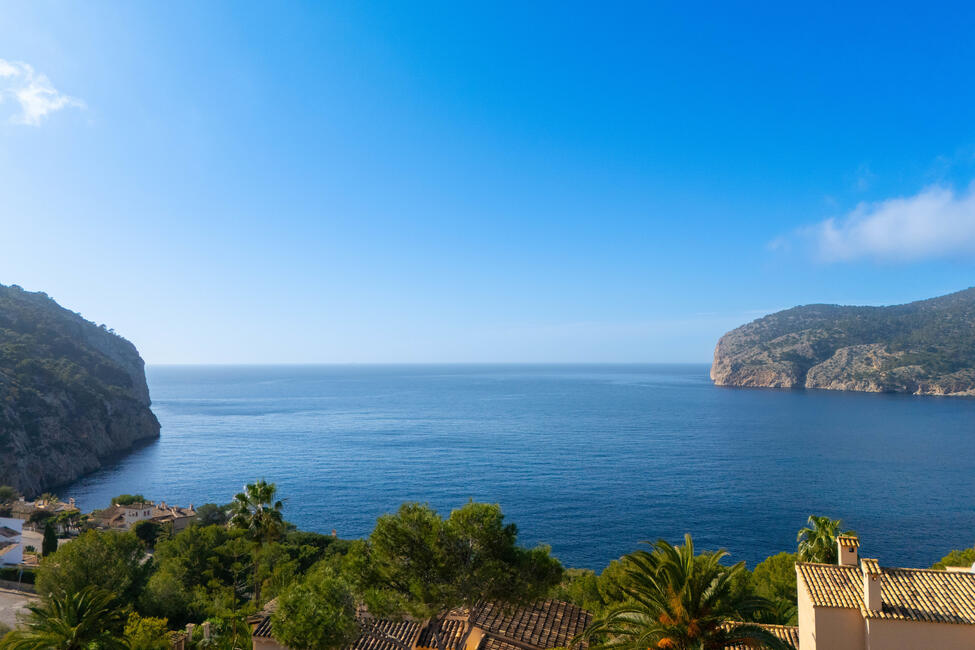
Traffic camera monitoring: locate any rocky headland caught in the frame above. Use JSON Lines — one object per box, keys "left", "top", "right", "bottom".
{"left": 0, "top": 284, "right": 159, "bottom": 496}
{"left": 711, "top": 287, "right": 975, "bottom": 396}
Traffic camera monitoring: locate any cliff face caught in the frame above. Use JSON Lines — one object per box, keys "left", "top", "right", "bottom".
{"left": 711, "top": 287, "right": 975, "bottom": 396}
{"left": 0, "top": 284, "right": 160, "bottom": 496}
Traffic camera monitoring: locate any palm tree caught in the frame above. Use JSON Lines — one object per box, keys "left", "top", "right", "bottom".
{"left": 229, "top": 479, "right": 285, "bottom": 604}
{"left": 0, "top": 586, "right": 127, "bottom": 650}
{"left": 574, "top": 535, "right": 793, "bottom": 650}
{"left": 796, "top": 515, "right": 854, "bottom": 564}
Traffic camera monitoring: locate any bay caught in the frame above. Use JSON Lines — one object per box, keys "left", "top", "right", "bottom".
{"left": 63, "top": 364, "right": 975, "bottom": 570}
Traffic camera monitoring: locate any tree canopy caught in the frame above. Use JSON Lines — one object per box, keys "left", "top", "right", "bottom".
{"left": 111, "top": 494, "right": 148, "bottom": 506}
{"left": 356, "top": 501, "right": 563, "bottom": 650}
{"left": 0, "top": 586, "right": 127, "bottom": 650}
{"left": 796, "top": 515, "right": 853, "bottom": 564}
{"left": 35, "top": 530, "right": 149, "bottom": 603}
{"left": 272, "top": 564, "right": 359, "bottom": 650}
{"left": 574, "top": 535, "right": 791, "bottom": 650}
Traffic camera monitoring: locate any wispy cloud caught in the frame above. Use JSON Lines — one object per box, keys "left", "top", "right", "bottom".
{"left": 0, "top": 59, "right": 84, "bottom": 126}
{"left": 783, "top": 184, "right": 975, "bottom": 262}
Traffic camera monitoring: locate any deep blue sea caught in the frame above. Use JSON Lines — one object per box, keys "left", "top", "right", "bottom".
{"left": 62, "top": 364, "right": 975, "bottom": 570}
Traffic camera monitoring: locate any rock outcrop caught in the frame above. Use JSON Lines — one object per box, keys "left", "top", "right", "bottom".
{"left": 711, "top": 287, "right": 975, "bottom": 396}
{"left": 0, "top": 284, "right": 160, "bottom": 496}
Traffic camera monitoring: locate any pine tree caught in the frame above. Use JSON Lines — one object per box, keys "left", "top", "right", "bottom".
{"left": 42, "top": 521, "right": 58, "bottom": 556}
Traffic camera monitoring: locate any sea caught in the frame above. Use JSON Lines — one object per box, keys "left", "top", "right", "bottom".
{"left": 62, "top": 364, "right": 975, "bottom": 570}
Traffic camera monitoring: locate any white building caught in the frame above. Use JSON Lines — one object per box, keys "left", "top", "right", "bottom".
{"left": 0, "top": 517, "right": 23, "bottom": 566}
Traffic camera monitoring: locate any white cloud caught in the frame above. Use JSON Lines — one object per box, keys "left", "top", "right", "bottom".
{"left": 796, "top": 185, "right": 975, "bottom": 262}
{"left": 0, "top": 59, "right": 84, "bottom": 126}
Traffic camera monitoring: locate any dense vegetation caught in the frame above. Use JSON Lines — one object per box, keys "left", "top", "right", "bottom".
{"left": 0, "top": 283, "right": 159, "bottom": 495}
{"left": 711, "top": 286, "right": 975, "bottom": 394}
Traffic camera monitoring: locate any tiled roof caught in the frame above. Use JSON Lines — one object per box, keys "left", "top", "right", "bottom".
{"left": 417, "top": 617, "right": 468, "bottom": 650}
{"left": 252, "top": 615, "right": 274, "bottom": 638}
{"left": 837, "top": 535, "right": 860, "bottom": 548}
{"left": 0, "top": 526, "right": 20, "bottom": 537}
{"left": 478, "top": 637, "right": 523, "bottom": 650}
{"left": 723, "top": 623, "right": 799, "bottom": 649}
{"left": 470, "top": 600, "right": 592, "bottom": 649}
{"left": 797, "top": 562, "right": 975, "bottom": 624}
{"left": 251, "top": 600, "right": 592, "bottom": 649}
{"left": 353, "top": 618, "right": 423, "bottom": 650}
{"left": 0, "top": 541, "right": 18, "bottom": 557}
{"left": 250, "top": 598, "right": 279, "bottom": 638}
{"left": 861, "top": 558, "right": 881, "bottom": 575}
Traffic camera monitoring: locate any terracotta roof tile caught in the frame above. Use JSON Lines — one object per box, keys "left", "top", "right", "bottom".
{"left": 478, "top": 638, "right": 523, "bottom": 650}
{"left": 797, "top": 562, "right": 975, "bottom": 624}
{"left": 417, "top": 618, "right": 468, "bottom": 650}
{"left": 470, "top": 600, "right": 592, "bottom": 649}
{"left": 836, "top": 535, "right": 860, "bottom": 548}
{"left": 353, "top": 618, "right": 423, "bottom": 650}
{"left": 861, "top": 558, "right": 881, "bottom": 576}
{"left": 723, "top": 623, "right": 799, "bottom": 649}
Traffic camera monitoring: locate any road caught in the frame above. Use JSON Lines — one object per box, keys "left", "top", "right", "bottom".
{"left": 0, "top": 587, "right": 35, "bottom": 630}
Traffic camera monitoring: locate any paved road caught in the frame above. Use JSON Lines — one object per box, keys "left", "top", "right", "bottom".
{"left": 0, "top": 588, "right": 35, "bottom": 630}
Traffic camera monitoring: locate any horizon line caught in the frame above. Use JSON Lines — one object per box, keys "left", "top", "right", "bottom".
{"left": 146, "top": 360, "right": 715, "bottom": 367}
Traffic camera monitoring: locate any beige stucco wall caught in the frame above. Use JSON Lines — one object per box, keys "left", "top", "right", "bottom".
{"left": 865, "top": 618, "right": 975, "bottom": 650}
{"left": 797, "top": 573, "right": 816, "bottom": 650}
{"left": 812, "top": 607, "right": 864, "bottom": 650}
{"left": 464, "top": 626, "right": 485, "bottom": 650}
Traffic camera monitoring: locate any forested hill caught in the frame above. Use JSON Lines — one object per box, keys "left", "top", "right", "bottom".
{"left": 710, "top": 287, "right": 975, "bottom": 396}
{"left": 0, "top": 284, "right": 159, "bottom": 496}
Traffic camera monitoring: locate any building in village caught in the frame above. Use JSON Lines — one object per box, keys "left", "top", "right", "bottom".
{"left": 9, "top": 496, "right": 80, "bottom": 521}
{"left": 92, "top": 500, "right": 197, "bottom": 532}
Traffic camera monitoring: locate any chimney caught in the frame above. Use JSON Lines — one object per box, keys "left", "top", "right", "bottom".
{"left": 68, "top": 498, "right": 75, "bottom": 507}
{"left": 861, "top": 558, "right": 882, "bottom": 611}
{"left": 837, "top": 535, "right": 860, "bottom": 566}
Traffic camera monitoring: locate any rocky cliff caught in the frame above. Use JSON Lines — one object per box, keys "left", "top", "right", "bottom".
{"left": 711, "top": 287, "right": 975, "bottom": 396}
{"left": 0, "top": 284, "right": 160, "bottom": 496}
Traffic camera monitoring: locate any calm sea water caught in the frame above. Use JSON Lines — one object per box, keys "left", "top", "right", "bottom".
{"left": 63, "top": 364, "right": 975, "bottom": 570}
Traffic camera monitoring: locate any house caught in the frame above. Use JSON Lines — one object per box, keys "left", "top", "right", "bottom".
{"left": 10, "top": 496, "right": 80, "bottom": 522}
{"left": 250, "top": 599, "right": 592, "bottom": 650}
{"left": 796, "top": 535, "right": 975, "bottom": 649}
{"left": 0, "top": 516, "right": 23, "bottom": 566}
{"left": 93, "top": 502, "right": 157, "bottom": 530}
{"left": 151, "top": 501, "right": 197, "bottom": 533}
{"left": 92, "top": 500, "right": 196, "bottom": 532}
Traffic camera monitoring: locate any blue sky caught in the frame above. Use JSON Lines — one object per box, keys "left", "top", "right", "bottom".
{"left": 2, "top": 2, "right": 975, "bottom": 363}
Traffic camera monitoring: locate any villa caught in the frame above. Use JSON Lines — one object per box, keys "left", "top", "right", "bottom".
{"left": 92, "top": 500, "right": 197, "bottom": 532}
{"left": 9, "top": 496, "right": 80, "bottom": 521}
{"left": 795, "top": 536, "right": 975, "bottom": 649}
